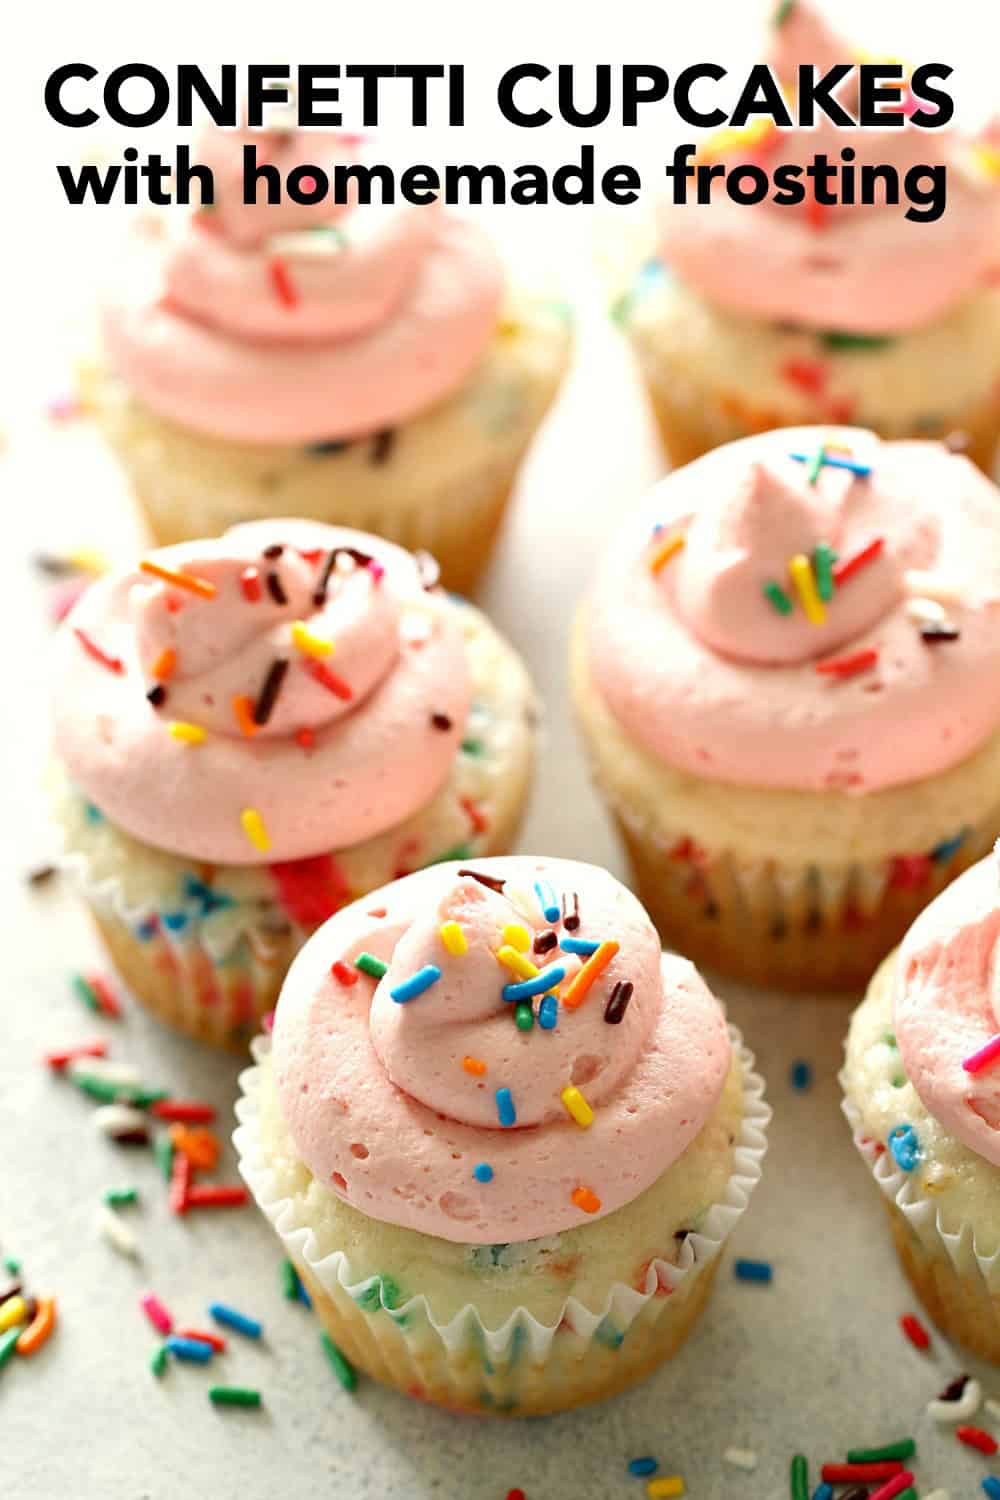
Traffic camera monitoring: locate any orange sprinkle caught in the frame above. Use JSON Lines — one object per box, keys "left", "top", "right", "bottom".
{"left": 232, "top": 694, "right": 259, "bottom": 738}
{"left": 140, "top": 559, "right": 217, "bottom": 599}
{"left": 16, "top": 1297, "right": 56, "bottom": 1356}
{"left": 561, "top": 940, "right": 620, "bottom": 1012}
{"left": 571, "top": 1186, "right": 601, "bottom": 1215}
{"left": 152, "top": 646, "right": 177, "bottom": 681}
{"left": 463, "top": 1056, "right": 487, "bottom": 1077}
{"left": 295, "top": 727, "right": 315, "bottom": 750}
{"left": 169, "top": 1124, "right": 221, "bottom": 1171}
{"left": 649, "top": 534, "right": 685, "bottom": 574}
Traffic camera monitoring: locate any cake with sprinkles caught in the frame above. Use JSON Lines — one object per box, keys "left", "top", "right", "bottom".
{"left": 572, "top": 425, "right": 1000, "bottom": 990}
{"left": 235, "top": 856, "right": 769, "bottom": 1414}
{"left": 843, "top": 842, "right": 1000, "bottom": 1361}
{"left": 617, "top": 0, "right": 1000, "bottom": 473}
{"left": 48, "top": 521, "right": 537, "bottom": 1046}
{"left": 90, "top": 120, "right": 571, "bottom": 594}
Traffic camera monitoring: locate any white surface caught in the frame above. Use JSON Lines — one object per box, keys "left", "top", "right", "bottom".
{"left": 5, "top": 3, "right": 1000, "bottom": 1495}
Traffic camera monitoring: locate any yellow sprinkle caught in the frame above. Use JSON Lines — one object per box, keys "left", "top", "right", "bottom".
{"left": 560, "top": 1086, "right": 594, "bottom": 1129}
{"left": 0, "top": 1296, "right": 26, "bottom": 1334}
{"left": 502, "top": 924, "right": 530, "bottom": 953}
{"left": 290, "top": 621, "right": 335, "bottom": 658}
{"left": 67, "top": 547, "right": 110, "bottom": 576}
{"left": 973, "top": 143, "right": 1000, "bottom": 180}
{"left": 497, "top": 318, "right": 520, "bottom": 339}
{"left": 496, "top": 946, "right": 539, "bottom": 981}
{"left": 788, "top": 554, "right": 826, "bottom": 625}
{"left": 649, "top": 533, "right": 685, "bottom": 574}
{"left": 646, "top": 1479, "right": 685, "bottom": 1499}
{"left": 697, "top": 118, "right": 775, "bottom": 164}
{"left": 240, "top": 807, "right": 271, "bottom": 853}
{"left": 439, "top": 921, "right": 468, "bottom": 957}
{"left": 503, "top": 885, "right": 537, "bottom": 922}
{"left": 168, "top": 721, "right": 207, "bottom": 745}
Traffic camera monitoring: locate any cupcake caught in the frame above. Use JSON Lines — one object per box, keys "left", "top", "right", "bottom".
{"left": 572, "top": 426, "right": 1000, "bottom": 991}
{"left": 49, "top": 522, "right": 536, "bottom": 1046}
{"left": 617, "top": 0, "right": 1000, "bottom": 473}
{"left": 842, "top": 845, "right": 1000, "bottom": 1360}
{"left": 92, "top": 125, "right": 571, "bottom": 594}
{"left": 235, "top": 857, "right": 769, "bottom": 1414}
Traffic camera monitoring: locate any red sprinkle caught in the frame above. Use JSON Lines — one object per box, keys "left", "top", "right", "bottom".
{"left": 168, "top": 1151, "right": 192, "bottom": 1215}
{"left": 821, "top": 1462, "right": 904, "bottom": 1483}
{"left": 304, "top": 658, "right": 353, "bottom": 701}
{"left": 780, "top": 357, "right": 827, "bottom": 396}
{"left": 460, "top": 796, "right": 489, "bottom": 835}
{"left": 957, "top": 1425, "right": 998, "bottom": 1455}
{"left": 295, "top": 727, "right": 315, "bottom": 750}
{"left": 868, "top": 1475, "right": 915, "bottom": 1500}
{"left": 151, "top": 1099, "right": 216, "bottom": 1124}
{"left": 73, "top": 627, "right": 124, "bottom": 675}
{"left": 185, "top": 1185, "right": 249, "bottom": 1209}
{"left": 87, "top": 974, "right": 122, "bottom": 1018}
{"left": 814, "top": 648, "right": 879, "bottom": 681}
{"left": 270, "top": 854, "right": 352, "bottom": 928}
{"left": 899, "top": 1311, "right": 930, "bottom": 1349}
{"left": 889, "top": 856, "right": 933, "bottom": 892}
{"left": 45, "top": 1039, "right": 108, "bottom": 1070}
{"left": 806, "top": 189, "right": 829, "bottom": 231}
{"left": 269, "top": 257, "right": 298, "bottom": 308}
{"left": 332, "top": 961, "right": 359, "bottom": 987}
{"left": 832, "top": 537, "right": 885, "bottom": 588}
{"left": 240, "top": 567, "right": 262, "bottom": 603}
{"left": 506, "top": 1491, "right": 526, "bottom": 1500}
{"left": 177, "top": 1327, "right": 226, "bottom": 1352}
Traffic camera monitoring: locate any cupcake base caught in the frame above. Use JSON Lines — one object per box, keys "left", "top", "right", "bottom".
{"left": 885, "top": 1200, "right": 1000, "bottom": 1363}
{"left": 296, "top": 1251, "right": 718, "bottom": 1416}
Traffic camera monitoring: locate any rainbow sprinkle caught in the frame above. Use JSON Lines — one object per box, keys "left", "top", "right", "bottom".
{"left": 496, "top": 1088, "right": 516, "bottom": 1127}
{"left": 139, "top": 559, "right": 216, "bottom": 599}
{"left": 168, "top": 721, "right": 207, "bottom": 745}
{"left": 502, "top": 967, "right": 565, "bottom": 1003}
{"left": 789, "top": 554, "right": 826, "bottom": 625}
{"left": 389, "top": 965, "right": 441, "bottom": 1004}
{"left": 438, "top": 921, "right": 467, "bottom": 956}
{"left": 648, "top": 533, "right": 685, "bottom": 574}
{"left": 291, "top": 621, "right": 334, "bottom": 658}
{"left": 763, "top": 581, "right": 793, "bottom": 616}
{"left": 962, "top": 1033, "right": 1000, "bottom": 1075}
{"left": 534, "top": 881, "right": 560, "bottom": 922}
{"left": 561, "top": 941, "right": 619, "bottom": 1012}
{"left": 239, "top": 808, "right": 271, "bottom": 852}
{"left": 560, "top": 1086, "right": 594, "bottom": 1129}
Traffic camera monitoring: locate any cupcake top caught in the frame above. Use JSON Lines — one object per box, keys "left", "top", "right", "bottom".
{"left": 102, "top": 125, "right": 504, "bottom": 442}
{"left": 585, "top": 427, "right": 1000, "bottom": 793}
{"left": 51, "top": 521, "right": 469, "bottom": 864}
{"left": 894, "top": 844, "right": 1000, "bottom": 1166}
{"left": 271, "top": 857, "right": 732, "bottom": 1243}
{"left": 659, "top": 0, "right": 1000, "bottom": 334}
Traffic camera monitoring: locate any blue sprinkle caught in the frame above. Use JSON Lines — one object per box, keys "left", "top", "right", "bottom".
{"left": 593, "top": 1317, "right": 624, "bottom": 1349}
{"left": 297, "top": 1279, "right": 312, "bottom": 1309}
{"left": 538, "top": 994, "right": 559, "bottom": 1030}
{"left": 734, "top": 1258, "right": 773, "bottom": 1284}
{"left": 812, "top": 1486, "right": 834, "bottom": 1500}
{"left": 307, "top": 438, "right": 352, "bottom": 455}
{"left": 628, "top": 1457, "right": 658, "bottom": 1478}
{"left": 534, "top": 880, "right": 560, "bottom": 922}
{"left": 473, "top": 1163, "right": 494, "bottom": 1183}
{"left": 182, "top": 875, "right": 234, "bottom": 915}
{"left": 790, "top": 1060, "right": 813, "bottom": 1091}
{"left": 560, "top": 937, "right": 599, "bottom": 957}
{"left": 161, "top": 910, "right": 189, "bottom": 933}
{"left": 390, "top": 964, "right": 441, "bottom": 1004}
{"left": 165, "top": 1335, "right": 214, "bottom": 1363}
{"left": 888, "top": 1123, "right": 921, "bottom": 1173}
{"left": 502, "top": 967, "right": 565, "bottom": 1004}
{"left": 495, "top": 1088, "right": 516, "bottom": 1128}
{"left": 982, "top": 1479, "right": 1000, "bottom": 1500}
{"left": 136, "top": 917, "right": 159, "bottom": 941}
{"left": 930, "top": 827, "right": 969, "bottom": 864}
{"left": 84, "top": 802, "right": 104, "bottom": 824}
{"left": 789, "top": 450, "right": 872, "bottom": 478}
{"left": 209, "top": 1301, "right": 262, "bottom": 1339}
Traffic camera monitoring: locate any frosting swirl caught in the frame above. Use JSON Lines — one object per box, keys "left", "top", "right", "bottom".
{"left": 895, "top": 845, "right": 1000, "bottom": 1165}
{"left": 659, "top": 1, "right": 1000, "bottom": 334}
{"left": 102, "top": 127, "right": 505, "bottom": 442}
{"left": 586, "top": 427, "right": 1000, "bottom": 793}
{"left": 51, "top": 521, "right": 469, "bottom": 863}
{"left": 272, "top": 857, "right": 731, "bottom": 1242}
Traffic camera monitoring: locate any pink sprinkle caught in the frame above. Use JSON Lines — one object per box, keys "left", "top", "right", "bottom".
{"left": 869, "top": 1474, "right": 915, "bottom": 1500}
{"left": 963, "top": 1033, "right": 1000, "bottom": 1074}
{"left": 261, "top": 1009, "right": 276, "bottom": 1033}
{"left": 140, "top": 1293, "right": 173, "bottom": 1335}
{"left": 367, "top": 559, "right": 385, "bottom": 583}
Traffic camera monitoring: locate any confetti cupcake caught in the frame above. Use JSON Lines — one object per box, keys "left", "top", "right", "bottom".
{"left": 842, "top": 846, "right": 1000, "bottom": 1360}
{"left": 617, "top": 1, "right": 1000, "bottom": 473}
{"left": 91, "top": 124, "right": 571, "bottom": 594}
{"left": 572, "top": 426, "right": 1000, "bottom": 990}
{"left": 49, "top": 522, "right": 536, "bottom": 1047}
{"left": 235, "top": 857, "right": 769, "bottom": 1414}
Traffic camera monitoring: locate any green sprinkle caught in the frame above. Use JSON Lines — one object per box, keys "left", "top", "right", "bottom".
{"left": 790, "top": 1453, "right": 808, "bottom": 1500}
{"left": 514, "top": 1002, "right": 534, "bottom": 1032}
{"left": 610, "top": 291, "right": 633, "bottom": 327}
{"left": 820, "top": 330, "right": 896, "bottom": 353}
{"left": 150, "top": 1344, "right": 168, "bottom": 1378}
{"left": 104, "top": 1187, "right": 139, "bottom": 1207}
{"left": 774, "top": 0, "right": 795, "bottom": 24}
{"left": 460, "top": 738, "right": 484, "bottom": 757}
{"left": 892, "top": 1074, "right": 907, "bottom": 1089}
{"left": 0, "top": 1326, "right": 22, "bottom": 1370}
{"left": 893, "top": 1490, "right": 916, "bottom": 1500}
{"left": 209, "top": 1386, "right": 262, "bottom": 1408}
{"left": 813, "top": 543, "right": 836, "bottom": 602}
{"left": 763, "top": 581, "right": 793, "bottom": 616}
{"left": 883, "top": 1031, "right": 898, "bottom": 1049}
{"left": 426, "top": 842, "right": 474, "bottom": 866}
{"left": 72, "top": 1072, "right": 122, "bottom": 1104}
{"left": 155, "top": 1135, "right": 174, "bottom": 1181}
{"left": 806, "top": 445, "right": 826, "bottom": 486}
{"left": 3, "top": 1257, "right": 20, "bottom": 1275}
{"left": 281, "top": 1258, "right": 300, "bottom": 1301}
{"left": 354, "top": 952, "right": 388, "bottom": 981}
{"left": 129, "top": 1086, "right": 169, "bottom": 1108}
{"left": 72, "top": 974, "right": 100, "bottom": 1012}
{"left": 320, "top": 1331, "right": 357, "bottom": 1391}
{"left": 846, "top": 1438, "right": 916, "bottom": 1464}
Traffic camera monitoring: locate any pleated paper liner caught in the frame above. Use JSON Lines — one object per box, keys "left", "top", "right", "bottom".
{"left": 234, "top": 1028, "right": 769, "bottom": 1416}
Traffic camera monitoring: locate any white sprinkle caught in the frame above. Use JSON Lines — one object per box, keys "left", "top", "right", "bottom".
{"left": 922, "top": 1491, "right": 951, "bottom": 1500}
{"left": 904, "top": 570, "right": 963, "bottom": 607}
{"left": 93, "top": 1104, "right": 148, "bottom": 1138}
{"left": 722, "top": 1447, "right": 758, "bottom": 1471}
{"left": 986, "top": 1396, "right": 1000, "bottom": 1422}
{"left": 268, "top": 229, "right": 344, "bottom": 260}
{"left": 97, "top": 1204, "right": 140, "bottom": 1258}
{"left": 927, "top": 1376, "right": 981, "bottom": 1423}
{"left": 68, "top": 1057, "right": 142, "bottom": 1088}
{"left": 905, "top": 596, "right": 947, "bottom": 626}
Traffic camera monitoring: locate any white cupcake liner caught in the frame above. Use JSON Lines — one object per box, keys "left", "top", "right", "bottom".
{"left": 234, "top": 1025, "right": 770, "bottom": 1364}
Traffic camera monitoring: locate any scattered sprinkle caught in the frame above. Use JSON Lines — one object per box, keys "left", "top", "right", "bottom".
{"left": 888, "top": 1124, "right": 920, "bottom": 1172}
{"left": 503, "top": 924, "right": 531, "bottom": 952}
{"left": 354, "top": 952, "right": 388, "bottom": 981}
{"left": 240, "top": 808, "right": 271, "bottom": 853}
{"left": 496, "top": 1088, "right": 517, "bottom": 1127}
{"left": 604, "top": 980, "right": 633, "bottom": 1025}
{"left": 790, "top": 1455, "right": 809, "bottom": 1500}
{"left": 473, "top": 1163, "right": 494, "bottom": 1183}
{"left": 253, "top": 659, "right": 289, "bottom": 726}
{"left": 291, "top": 620, "right": 335, "bottom": 658}
{"left": 438, "top": 921, "right": 468, "bottom": 957}
{"left": 646, "top": 1478, "right": 685, "bottom": 1498}
{"left": 649, "top": 533, "right": 685, "bottom": 574}
{"left": 534, "top": 880, "right": 560, "bottom": 922}
{"left": 899, "top": 1312, "right": 930, "bottom": 1350}
{"left": 389, "top": 965, "right": 441, "bottom": 1004}
{"left": 832, "top": 537, "right": 884, "bottom": 588}
{"left": 208, "top": 1386, "right": 262, "bottom": 1408}
{"left": 629, "top": 1457, "right": 658, "bottom": 1477}
{"left": 497, "top": 945, "right": 540, "bottom": 981}
{"left": 815, "top": 648, "right": 879, "bottom": 681}
{"left": 571, "top": 1185, "right": 601, "bottom": 1214}
{"left": 139, "top": 559, "right": 216, "bottom": 599}
{"left": 73, "top": 627, "right": 124, "bottom": 675}
{"left": 538, "top": 994, "right": 559, "bottom": 1030}
{"left": 920, "top": 622, "right": 961, "bottom": 645}
{"left": 269, "top": 256, "right": 298, "bottom": 308}
{"left": 963, "top": 1034, "right": 1000, "bottom": 1075}
{"left": 763, "top": 580, "right": 794, "bottom": 616}
{"left": 97, "top": 1204, "right": 140, "bottom": 1258}
{"left": 734, "top": 1258, "right": 773, "bottom": 1284}
{"left": 140, "top": 1294, "right": 173, "bottom": 1335}
{"left": 209, "top": 1302, "right": 262, "bottom": 1340}
{"left": 722, "top": 1448, "right": 758, "bottom": 1471}
{"left": 560, "top": 1085, "right": 594, "bottom": 1129}
{"left": 560, "top": 936, "right": 599, "bottom": 956}
{"left": 957, "top": 1426, "right": 998, "bottom": 1456}
{"left": 462, "top": 1056, "right": 487, "bottom": 1076}
{"left": 502, "top": 966, "right": 565, "bottom": 1004}
{"left": 166, "top": 1334, "right": 214, "bottom": 1364}
{"left": 789, "top": 553, "right": 825, "bottom": 624}
{"left": 847, "top": 1440, "right": 916, "bottom": 1464}
{"left": 303, "top": 657, "right": 353, "bottom": 699}
{"left": 168, "top": 720, "right": 207, "bottom": 745}
{"left": 514, "top": 1002, "right": 534, "bottom": 1032}
{"left": 561, "top": 941, "right": 619, "bottom": 1012}
{"left": 320, "top": 1330, "right": 357, "bottom": 1391}
{"left": 232, "top": 696, "right": 258, "bottom": 739}
{"left": 790, "top": 1060, "right": 813, "bottom": 1091}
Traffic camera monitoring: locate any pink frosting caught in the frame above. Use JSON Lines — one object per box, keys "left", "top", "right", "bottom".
{"left": 101, "top": 128, "right": 505, "bottom": 443}
{"left": 587, "top": 427, "right": 1000, "bottom": 793}
{"left": 895, "top": 845, "right": 1000, "bottom": 1165}
{"left": 51, "top": 521, "right": 469, "bottom": 864}
{"left": 659, "top": 1, "right": 1000, "bottom": 333}
{"left": 272, "top": 857, "right": 731, "bottom": 1242}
